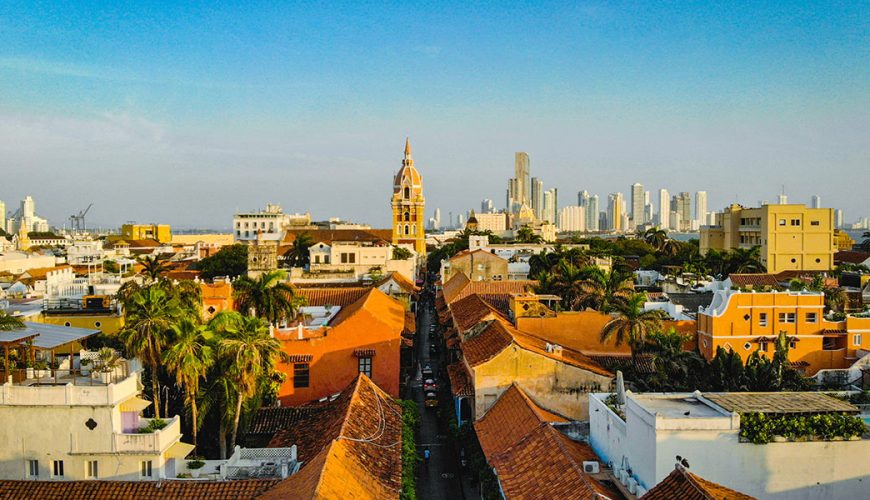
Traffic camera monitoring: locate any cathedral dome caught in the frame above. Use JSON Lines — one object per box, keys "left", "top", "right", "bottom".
{"left": 393, "top": 138, "right": 424, "bottom": 199}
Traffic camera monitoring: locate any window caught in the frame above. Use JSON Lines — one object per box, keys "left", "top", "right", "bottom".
{"left": 341, "top": 253, "right": 348, "bottom": 264}
{"left": 358, "top": 357, "right": 372, "bottom": 378}
{"left": 27, "top": 460, "right": 38, "bottom": 478}
{"left": 790, "top": 219, "right": 800, "bottom": 226}
{"left": 404, "top": 187, "right": 410, "bottom": 199}
{"left": 810, "top": 220, "right": 820, "bottom": 226}
{"left": 743, "top": 342, "right": 752, "bottom": 351}
{"left": 52, "top": 460, "right": 64, "bottom": 478}
{"left": 403, "top": 212, "right": 410, "bottom": 222}
{"left": 855, "top": 334, "right": 863, "bottom": 346}
{"left": 86, "top": 460, "right": 98, "bottom": 479}
{"left": 759, "top": 313, "right": 768, "bottom": 327}
{"left": 314, "top": 255, "right": 320, "bottom": 264}
{"left": 806, "top": 312, "right": 817, "bottom": 323}
{"left": 293, "top": 363, "right": 310, "bottom": 388}
{"left": 140, "top": 460, "right": 152, "bottom": 478}
{"left": 779, "top": 313, "right": 796, "bottom": 324}
{"left": 778, "top": 219, "right": 786, "bottom": 226}
{"left": 759, "top": 341, "right": 769, "bottom": 352}
{"left": 789, "top": 339, "right": 797, "bottom": 349}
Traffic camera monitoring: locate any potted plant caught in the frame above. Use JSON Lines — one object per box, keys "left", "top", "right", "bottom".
{"left": 96, "top": 347, "right": 121, "bottom": 384}
{"left": 80, "top": 358, "right": 92, "bottom": 376}
{"left": 187, "top": 457, "right": 206, "bottom": 478}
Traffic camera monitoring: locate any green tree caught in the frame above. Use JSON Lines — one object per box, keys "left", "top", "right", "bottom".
{"left": 159, "top": 279, "right": 204, "bottom": 318}
{"left": 642, "top": 227, "right": 668, "bottom": 251}
{"left": 645, "top": 328, "right": 704, "bottom": 390}
{"left": 824, "top": 286, "right": 848, "bottom": 313}
{"left": 140, "top": 253, "right": 171, "bottom": 281}
{"left": 196, "top": 244, "right": 248, "bottom": 279}
{"left": 600, "top": 292, "right": 666, "bottom": 364}
{"left": 163, "top": 318, "right": 214, "bottom": 451}
{"left": 218, "top": 313, "right": 287, "bottom": 451}
{"left": 393, "top": 246, "right": 413, "bottom": 260}
{"left": 233, "top": 270, "right": 304, "bottom": 325}
{"left": 0, "top": 311, "right": 24, "bottom": 331}
{"left": 705, "top": 346, "right": 747, "bottom": 391}
{"left": 119, "top": 286, "right": 184, "bottom": 418}
{"left": 727, "top": 246, "right": 766, "bottom": 274}
{"left": 515, "top": 225, "right": 544, "bottom": 244}
{"left": 285, "top": 232, "right": 314, "bottom": 268}
{"left": 577, "top": 267, "right": 634, "bottom": 312}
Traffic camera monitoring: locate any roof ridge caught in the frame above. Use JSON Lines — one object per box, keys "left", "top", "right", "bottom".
{"left": 544, "top": 426, "right": 603, "bottom": 497}
{"left": 681, "top": 469, "right": 716, "bottom": 499}
{"left": 335, "top": 375, "right": 367, "bottom": 442}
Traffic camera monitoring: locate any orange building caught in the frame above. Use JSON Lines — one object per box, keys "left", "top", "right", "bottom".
{"left": 272, "top": 288, "right": 406, "bottom": 406}
{"left": 697, "top": 289, "right": 870, "bottom": 374}
{"left": 200, "top": 281, "right": 234, "bottom": 321}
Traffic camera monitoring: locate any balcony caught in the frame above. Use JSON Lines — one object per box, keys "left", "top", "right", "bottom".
{"left": 113, "top": 416, "right": 182, "bottom": 454}
{"left": 0, "top": 365, "right": 137, "bottom": 406}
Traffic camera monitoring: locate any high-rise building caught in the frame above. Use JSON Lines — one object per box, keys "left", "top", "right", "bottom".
{"left": 671, "top": 192, "right": 692, "bottom": 231}
{"left": 700, "top": 204, "right": 834, "bottom": 273}
{"left": 777, "top": 193, "right": 788, "bottom": 205}
{"left": 578, "top": 190, "right": 590, "bottom": 207}
{"left": 508, "top": 152, "right": 531, "bottom": 213}
{"left": 695, "top": 191, "right": 708, "bottom": 226}
{"left": 457, "top": 213, "right": 466, "bottom": 228}
{"left": 531, "top": 177, "right": 544, "bottom": 220}
{"left": 657, "top": 189, "right": 670, "bottom": 229}
{"left": 835, "top": 209, "right": 844, "bottom": 229}
{"left": 481, "top": 199, "right": 494, "bottom": 213}
{"left": 810, "top": 195, "right": 821, "bottom": 209}
{"left": 432, "top": 208, "right": 441, "bottom": 230}
{"left": 558, "top": 206, "right": 586, "bottom": 232}
{"left": 587, "top": 195, "right": 600, "bottom": 232}
{"left": 542, "top": 188, "right": 558, "bottom": 226}
{"left": 608, "top": 193, "right": 624, "bottom": 231}
{"left": 0, "top": 199, "right": 5, "bottom": 234}
{"left": 631, "top": 183, "right": 645, "bottom": 226}
{"left": 390, "top": 138, "right": 426, "bottom": 254}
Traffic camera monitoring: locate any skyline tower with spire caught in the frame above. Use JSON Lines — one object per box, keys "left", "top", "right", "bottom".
{"left": 391, "top": 138, "right": 426, "bottom": 255}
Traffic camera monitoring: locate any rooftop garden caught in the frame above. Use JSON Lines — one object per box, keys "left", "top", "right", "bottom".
{"left": 739, "top": 412, "right": 866, "bottom": 444}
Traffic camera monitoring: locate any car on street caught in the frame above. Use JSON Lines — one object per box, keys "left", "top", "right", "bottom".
{"left": 425, "top": 392, "right": 439, "bottom": 408}
{"left": 429, "top": 344, "right": 439, "bottom": 354}
{"left": 424, "top": 378, "right": 438, "bottom": 391}
{"left": 422, "top": 364, "right": 434, "bottom": 378}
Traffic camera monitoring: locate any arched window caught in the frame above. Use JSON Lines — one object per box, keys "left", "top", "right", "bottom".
{"left": 404, "top": 212, "right": 410, "bottom": 222}
{"left": 412, "top": 225, "right": 416, "bottom": 235}
{"left": 404, "top": 187, "right": 410, "bottom": 199}
{"left": 404, "top": 225, "right": 410, "bottom": 235}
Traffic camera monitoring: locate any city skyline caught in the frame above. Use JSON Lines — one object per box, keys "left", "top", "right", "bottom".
{"left": 1, "top": 2, "right": 868, "bottom": 228}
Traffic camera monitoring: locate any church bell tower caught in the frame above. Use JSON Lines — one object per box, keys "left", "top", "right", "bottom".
{"left": 391, "top": 138, "right": 426, "bottom": 255}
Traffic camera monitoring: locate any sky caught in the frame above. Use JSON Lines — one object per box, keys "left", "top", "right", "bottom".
{"left": 0, "top": 1, "right": 868, "bottom": 230}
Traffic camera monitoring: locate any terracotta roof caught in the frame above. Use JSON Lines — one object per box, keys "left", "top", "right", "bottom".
{"left": 441, "top": 273, "right": 537, "bottom": 305}
{"left": 449, "top": 248, "right": 509, "bottom": 262}
{"left": 441, "top": 273, "right": 472, "bottom": 303}
{"left": 0, "top": 479, "right": 281, "bottom": 499}
{"left": 447, "top": 362, "right": 474, "bottom": 397}
{"left": 163, "top": 270, "right": 200, "bottom": 280}
{"left": 704, "top": 392, "right": 858, "bottom": 415}
{"left": 296, "top": 287, "right": 371, "bottom": 308}
{"left": 460, "top": 320, "right": 515, "bottom": 367}
{"left": 728, "top": 274, "right": 781, "bottom": 288}
{"left": 586, "top": 353, "right": 655, "bottom": 375}
{"left": 326, "top": 287, "right": 405, "bottom": 334}
{"left": 821, "top": 328, "right": 848, "bottom": 335}
{"left": 260, "top": 375, "right": 403, "bottom": 499}
{"left": 644, "top": 466, "right": 756, "bottom": 500}
{"left": 476, "top": 293, "right": 513, "bottom": 317}
{"left": 244, "top": 403, "right": 338, "bottom": 449}
{"left": 375, "top": 271, "right": 421, "bottom": 293}
{"left": 475, "top": 385, "right": 618, "bottom": 500}
{"left": 282, "top": 229, "right": 393, "bottom": 245}
{"left": 449, "top": 293, "right": 508, "bottom": 332}
{"left": 834, "top": 251, "right": 870, "bottom": 265}
{"left": 404, "top": 311, "right": 416, "bottom": 334}
{"left": 16, "top": 265, "right": 72, "bottom": 281}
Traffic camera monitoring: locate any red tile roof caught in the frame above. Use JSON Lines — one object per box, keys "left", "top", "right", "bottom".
{"left": 447, "top": 362, "right": 474, "bottom": 397}
{"left": 835, "top": 250, "right": 870, "bottom": 265}
{"left": 374, "top": 271, "right": 421, "bottom": 293}
{"left": 475, "top": 385, "right": 619, "bottom": 500}
{"left": 296, "top": 287, "right": 371, "bottom": 308}
{"left": 441, "top": 273, "right": 537, "bottom": 305}
{"left": 282, "top": 229, "right": 393, "bottom": 245}
{"left": 449, "top": 293, "right": 508, "bottom": 332}
{"left": 728, "top": 274, "right": 781, "bottom": 288}
{"left": 0, "top": 479, "right": 281, "bottom": 499}
{"left": 643, "top": 466, "right": 756, "bottom": 500}
{"left": 460, "top": 320, "right": 515, "bottom": 367}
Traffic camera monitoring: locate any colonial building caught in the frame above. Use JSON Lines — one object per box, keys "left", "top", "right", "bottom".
{"left": 391, "top": 138, "right": 426, "bottom": 255}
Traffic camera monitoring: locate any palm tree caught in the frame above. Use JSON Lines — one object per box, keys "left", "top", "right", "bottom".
{"left": 159, "top": 279, "right": 203, "bottom": 318}
{"left": 218, "top": 313, "right": 287, "bottom": 451}
{"left": 824, "top": 286, "right": 848, "bottom": 313}
{"left": 551, "top": 261, "right": 587, "bottom": 310}
{"left": 233, "top": 270, "right": 304, "bottom": 325}
{"left": 643, "top": 227, "right": 668, "bottom": 251}
{"left": 727, "top": 246, "right": 766, "bottom": 274}
{"left": 140, "top": 253, "right": 171, "bottom": 281}
{"left": 577, "top": 267, "right": 634, "bottom": 312}
{"left": 645, "top": 328, "right": 704, "bottom": 390}
{"left": 164, "top": 318, "right": 214, "bottom": 451}
{"left": 119, "top": 286, "right": 184, "bottom": 418}
{"left": 600, "top": 292, "right": 666, "bottom": 364}
{"left": 0, "top": 311, "right": 24, "bottom": 331}
{"left": 515, "top": 225, "right": 544, "bottom": 244}
{"left": 285, "top": 232, "right": 315, "bottom": 268}
{"left": 861, "top": 231, "right": 870, "bottom": 251}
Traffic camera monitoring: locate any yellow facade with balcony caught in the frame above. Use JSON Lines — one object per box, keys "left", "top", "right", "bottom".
{"left": 700, "top": 204, "right": 834, "bottom": 274}
{"left": 116, "top": 224, "right": 172, "bottom": 244}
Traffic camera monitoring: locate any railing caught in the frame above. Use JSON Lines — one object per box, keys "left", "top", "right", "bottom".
{"left": 0, "top": 367, "right": 138, "bottom": 406}
{"left": 0, "top": 366, "right": 129, "bottom": 386}
{"left": 113, "top": 416, "right": 181, "bottom": 453}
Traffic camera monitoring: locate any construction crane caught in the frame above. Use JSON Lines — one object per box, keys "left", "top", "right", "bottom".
{"left": 69, "top": 203, "right": 93, "bottom": 232}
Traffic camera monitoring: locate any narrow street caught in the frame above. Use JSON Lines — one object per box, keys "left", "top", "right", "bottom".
{"left": 410, "top": 292, "right": 465, "bottom": 500}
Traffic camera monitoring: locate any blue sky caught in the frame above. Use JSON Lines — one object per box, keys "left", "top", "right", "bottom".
{"left": 0, "top": 1, "right": 867, "bottom": 229}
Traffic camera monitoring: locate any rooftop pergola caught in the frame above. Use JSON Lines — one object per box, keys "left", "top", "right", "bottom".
{"left": 0, "top": 322, "right": 100, "bottom": 381}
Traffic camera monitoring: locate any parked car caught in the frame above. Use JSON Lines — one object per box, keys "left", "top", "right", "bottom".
{"left": 422, "top": 364, "right": 434, "bottom": 378}
{"left": 424, "top": 378, "right": 438, "bottom": 391}
{"left": 425, "top": 392, "right": 439, "bottom": 408}
{"left": 429, "top": 344, "right": 439, "bottom": 355}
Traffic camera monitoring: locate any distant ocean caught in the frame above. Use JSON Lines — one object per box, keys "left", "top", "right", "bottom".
{"left": 669, "top": 230, "right": 866, "bottom": 243}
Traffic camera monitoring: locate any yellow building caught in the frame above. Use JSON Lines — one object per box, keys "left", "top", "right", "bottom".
{"left": 391, "top": 138, "right": 426, "bottom": 255}
{"left": 118, "top": 224, "right": 172, "bottom": 244}
{"left": 700, "top": 204, "right": 834, "bottom": 273}
{"left": 834, "top": 229, "right": 855, "bottom": 251}
{"left": 697, "top": 289, "right": 870, "bottom": 375}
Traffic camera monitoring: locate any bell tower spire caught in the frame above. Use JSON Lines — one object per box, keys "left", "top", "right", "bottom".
{"left": 404, "top": 137, "right": 412, "bottom": 161}
{"left": 391, "top": 137, "right": 426, "bottom": 255}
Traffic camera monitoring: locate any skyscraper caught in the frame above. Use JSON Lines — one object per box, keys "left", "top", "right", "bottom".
{"left": 608, "top": 193, "right": 624, "bottom": 231}
{"left": 835, "top": 209, "right": 844, "bottom": 229}
{"left": 695, "top": 191, "right": 708, "bottom": 227}
{"left": 508, "top": 152, "right": 531, "bottom": 212}
{"left": 543, "top": 188, "right": 558, "bottom": 225}
{"left": 657, "top": 189, "right": 670, "bottom": 229}
{"left": 481, "top": 199, "right": 493, "bottom": 213}
{"left": 578, "top": 190, "right": 590, "bottom": 207}
{"left": 671, "top": 192, "right": 692, "bottom": 231}
{"left": 434, "top": 208, "right": 441, "bottom": 229}
{"left": 531, "top": 177, "right": 544, "bottom": 220}
{"left": 558, "top": 206, "right": 585, "bottom": 232}
{"left": 811, "top": 195, "right": 821, "bottom": 209}
{"left": 587, "top": 195, "right": 599, "bottom": 232}
{"left": 0, "top": 199, "right": 5, "bottom": 234}
{"left": 631, "top": 183, "right": 645, "bottom": 226}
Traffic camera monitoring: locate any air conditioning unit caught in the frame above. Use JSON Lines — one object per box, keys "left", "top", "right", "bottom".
{"left": 582, "top": 461, "right": 600, "bottom": 474}
{"left": 619, "top": 470, "right": 629, "bottom": 485}
{"left": 636, "top": 485, "right": 647, "bottom": 497}
{"left": 628, "top": 478, "right": 638, "bottom": 494}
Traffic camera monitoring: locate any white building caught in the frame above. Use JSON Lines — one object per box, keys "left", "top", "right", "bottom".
{"left": 558, "top": 205, "right": 586, "bottom": 232}
{"left": 810, "top": 195, "right": 821, "bottom": 209}
{"left": 474, "top": 212, "right": 508, "bottom": 233}
{"left": 631, "top": 183, "right": 645, "bottom": 227}
{"left": 0, "top": 251, "right": 57, "bottom": 274}
{"left": 589, "top": 391, "right": 869, "bottom": 499}
{"left": 542, "top": 188, "right": 558, "bottom": 226}
{"left": 0, "top": 356, "right": 193, "bottom": 481}
{"left": 6, "top": 196, "right": 50, "bottom": 234}
{"left": 657, "top": 189, "right": 670, "bottom": 229}
{"left": 233, "top": 204, "right": 312, "bottom": 241}
{"left": 306, "top": 241, "right": 416, "bottom": 282}
{"left": 695, "top": 190, "right": 708, "bottom": 227}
